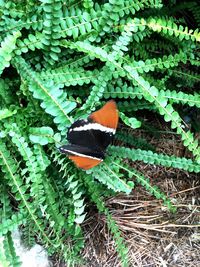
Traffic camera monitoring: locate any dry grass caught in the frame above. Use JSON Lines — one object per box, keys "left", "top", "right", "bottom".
{"left": 82, "top": 119, "right": 200, "bottom": 267}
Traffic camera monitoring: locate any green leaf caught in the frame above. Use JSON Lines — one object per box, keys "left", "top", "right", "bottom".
{"left": 29, "top": 126, "right": 60, "bottom": 145}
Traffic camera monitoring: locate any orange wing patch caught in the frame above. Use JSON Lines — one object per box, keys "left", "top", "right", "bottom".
{"left": 69, "top": 155, "right": 102, "bottom": 170}
{"left": 89, "top": 100, "right": 118, "bottom": 130}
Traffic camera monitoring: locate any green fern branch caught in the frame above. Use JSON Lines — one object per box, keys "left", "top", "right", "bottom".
{"left": 87, "top": 157, "right": 134, "bottom": 194}
{"left": 159, "top": 90, "right": 200, "bottom": 108}
{"left": 41, "top": 66, "right": 99, "bottom": 88}
{"left": 0, "top": 31, "right": 21, "bottom": 75}
{"left": 83, "top": 174, "right": 130, "bottom": 267}
{"left": 12, "top": 56, "right": 76, "bottom": 132}
{"left": 65, "top": 39, "right": 200, "bottom": 162}
{"left": 126, "top": 51, "right": 187, "bottom": 74}
{"left": 109, "top": 145, "right": 200, "bottom": 173}
{"left": 0, "top": 183, "right": 27, "bottom": 236}
{"left": 0, "top": 141, "right": 56, "bottom": 247}
{"left": 123, "top": 17, "right": 200, "bottom": 42}
{"left": 172, "top": 69, "right": 200, "bottom": 84}
{"left": 117, "top": 99, "right": 155, "bottom": 112}
{"left": 124, "top": 65, "right": 200, "bottom": 163}
{"left": 0, "top": 212, "right": 27, "bottom": 237}
{"left": 41, "top": 0, "right": 62, "bottom": 63}
{"left": 116, "top": 131, "right": 156, "bottom": 152}
{"left": 113, "top": 161, "right": 176, "bottom": 212}
{"left": 3, "top": 231, "right": 22, "bottom": 267}
{"left": 52, "top": 151, "right": 87, "bottom": 224}
{"left": 15, "top": 32, "right": 43, "bottom": 55}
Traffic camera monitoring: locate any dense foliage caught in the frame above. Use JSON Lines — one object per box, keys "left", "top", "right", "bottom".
{"left": 0, "top": 0, "right": 200, "bottom": 266}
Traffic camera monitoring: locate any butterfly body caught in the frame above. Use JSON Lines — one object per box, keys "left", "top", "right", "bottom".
{"left": 59, "top": 100, "right": 118, "bottom": 170}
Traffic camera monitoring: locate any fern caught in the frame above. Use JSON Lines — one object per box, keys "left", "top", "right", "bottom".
{"left": 0, "top": 184, "right": 27, "bottom": 236}
{"left": 0, "top": 1, "right": 200, "bottom": 266}
{"left": 13, "top": 56, "right": 76, "bottom": 133}
{"left": 83, "top": 174, "right": 130, "bottom": 267}
{"left": 127, "top": 51, "right": 188, "bottom": 74}
{"left": 123, "top": 66, "right": 200, "bottom": 163}
{"left": 3, "top": 232, "right": 22, "bottom": 267}
{"left": 29, "top": 126, "right": 61, "bottom": 145}
{"left": 0, "top": 141, "right": 55, "bottom": 246}
{"left": 109, "top": 146, "right": 200, "bottom": 173}
{"left": 86, "top": 157, "right": 134, "bottom": 194}
{"left": 61, "top": 39, "right": 200, "bottom": 162}
{"left": 123, "top": 17, "right": 200, "bottom": 42}
{"left": 119, "top": 112, "right": 141, "bottom": 129}
{"left": 40, "top": 65, "right": 98, "bottom": 88}
{"left": 15, "top": 32, "right": 44, "bottom": 55}
{"left": 116, "top": 131, "right": 156, "bottom": 152}
{"left": 0, "top": 31, "right": 21, "bottom": 74}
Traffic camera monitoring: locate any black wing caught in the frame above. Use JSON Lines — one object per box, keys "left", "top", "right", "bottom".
{"left": 59, "top": 144, "right": 105, "bottom": 159}
{"left": 67, "top": 119, "right": 113, "bottom": 152}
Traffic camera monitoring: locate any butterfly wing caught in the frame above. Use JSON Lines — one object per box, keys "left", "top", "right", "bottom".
{"left": 60, "top": 100, "right": 119, "bottom": 170}
{"left": 67, "top": 100, "right": 118, "bottom": 151}
{"left": 59, "top": 144, "right": 103, "bottom": 170}
{"left": 88, "top": 100, "right": 118, "bottom": 149}
{"left": 89, "top": 100, "right": 118, "bottom": 130}
{"left": 67, "top": 119, "right": 103, "bottom": 152}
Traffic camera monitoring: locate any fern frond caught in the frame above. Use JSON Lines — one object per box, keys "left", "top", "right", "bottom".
{"left": 41, "top": 65, "right": 99, "bottom": 88}
{"left": 0, "top": 184, "right": 27, "bottom": 236}
{"left": 29, "top": 126, "right": 61, "bottom": 146}
{"left": 83, "top": 174, "right": 130, "bottom": 267}
{"left": 65, "top": 173, "right": 86, "bottom": 224}
{"left": 109, "top": 146, "right": 200, "bottom": 173}
{"left": 13, "top": 56, "right": 76, "bottom": 132}
{"left": 7, "top": 123, "right": 46, "bottom": 199}
{"left": 3, "top": 231, "right": 22, "bottom": 267}
{"left": 41, "top": 0, "right": 62, "bottom": 63}
{"left": 0, "top": 212, "right": 27, "bottom": 237}
{"left": 119, "top": 112, "right": 141, "bottom": 129}
{"left": 0, "top": 237, "right": 9, "bottom": 267}
{"left": 0, "top": 141, "right": 56, "bottom": 247}
{"left": 172, "top": 68, "right": 200, "bottom": 87}
{"left": 106, "top": 213, "right": 129, "bottom": 267}
{"left": 159, "top": 90, "right": 200, "bottom": 108}
{"left": 87, "top": 157, "right": 134, "bottom": 194}
{"left": 127, "top": 51, "right": 187, "bottom": 74}
{"left": 15, "top": 32, "right": 43, "bottom": 55}
{"left": 123, "top": 17, "right": 200, "bottom": 42}
{"left": 116, "top": 131, "right": 156, "bottom": 152}
{"left": 113, "top": 161, "right": 176, "bottom": 212}
{"left": 117, "top": 99, "right": 155, "bottom": 112}
{"left": 52, "top": 151, "right": 87, "bottom": 225}
{"left": 33, "top": 144, "right": 50, "bottom": 171}
{"left": 124, "top": 66, "right": 200, "bottom": 163}
{"left": 105, "top": 82, "right": 142, "bottom": 99}
{"left": 189, "top": 2, "right": 200, "bottom": 27}
{"left": 0, "top": 31, "right": 21, "bottom": 75}
{"left": 0, "top": 79, "right": 14, "bottom": 105}
{"left": 60, "top": 8, "right": 98, "bottom": 40}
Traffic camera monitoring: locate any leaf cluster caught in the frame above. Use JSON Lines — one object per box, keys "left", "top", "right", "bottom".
{"left": 0, "top": 0, "right": 200, "bottom": 266}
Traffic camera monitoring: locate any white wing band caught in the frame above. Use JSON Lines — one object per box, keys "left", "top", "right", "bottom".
{"left": 61, "top": 148, "right": 103, "bottom": 161}
{"left": 69, "top": 123, "right": 116, "bottom": 134}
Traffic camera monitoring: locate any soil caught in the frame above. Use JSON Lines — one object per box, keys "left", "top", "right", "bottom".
{"left": 81, "top": 115, "right": 200, "bottom": 267}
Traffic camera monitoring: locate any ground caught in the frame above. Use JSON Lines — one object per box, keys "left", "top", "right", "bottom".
{"left": 82, "top": 116, "right": 200, "bottom": 267}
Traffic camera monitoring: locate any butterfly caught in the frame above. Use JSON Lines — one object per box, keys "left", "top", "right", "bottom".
{"left": 59, "top": 100, "right": 119, "bottom": 170}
